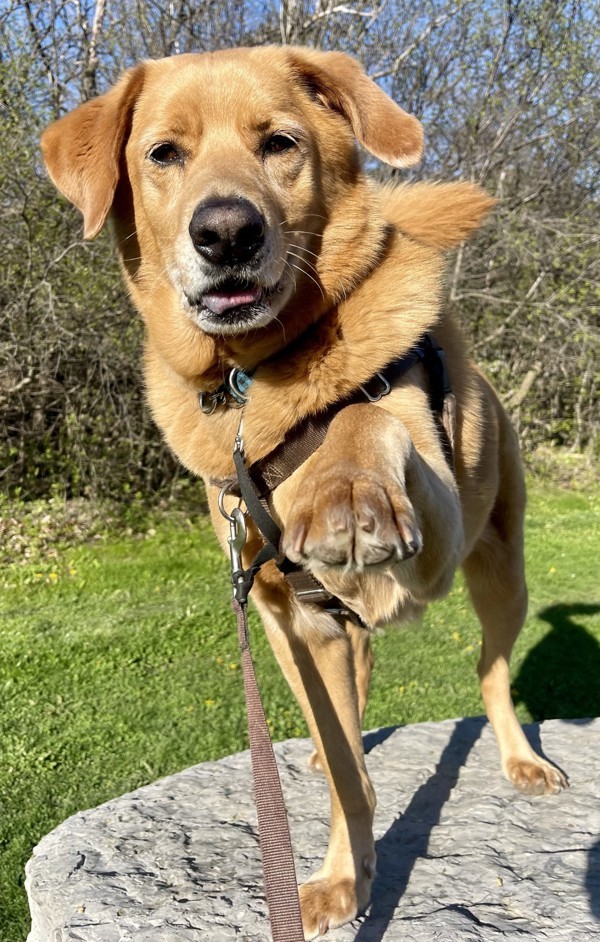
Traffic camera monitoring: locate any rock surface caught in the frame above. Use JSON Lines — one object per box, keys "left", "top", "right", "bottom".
{"left": 26, "top": 717, "right": 600, "bottom": 941}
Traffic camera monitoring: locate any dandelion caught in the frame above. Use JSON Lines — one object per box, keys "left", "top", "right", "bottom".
{"left": 548, "top": 566, "right": 557, "bottom": 574}
{"left": 452, "top": 631, "right": 462, "bottom": 642}
{"left": 48, "top": 572, "right": 58, "bottom": 582}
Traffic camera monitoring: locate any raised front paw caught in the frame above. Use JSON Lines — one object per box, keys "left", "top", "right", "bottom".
{"left": 283, "top": 466, "right": 422, "bottom": 570}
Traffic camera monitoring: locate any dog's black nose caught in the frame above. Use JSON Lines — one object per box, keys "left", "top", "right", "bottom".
{"left": 189, "top": 197, "right": 265, "bottom": 266}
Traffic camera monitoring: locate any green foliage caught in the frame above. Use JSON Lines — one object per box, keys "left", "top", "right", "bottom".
{"left": 1, "top": 1, "right": 598, "bottom": 500}
{"left": 0, "top": 484, "right": 599, "bottom": 939}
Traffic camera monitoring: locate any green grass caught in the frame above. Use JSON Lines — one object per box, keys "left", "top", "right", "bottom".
{"left": 1, "top": 485, "right": 599, "bottom": 941}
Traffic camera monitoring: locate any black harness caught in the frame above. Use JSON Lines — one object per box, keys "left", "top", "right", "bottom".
{"left": 210, "top": 333, "right": 455, "bottom": 626}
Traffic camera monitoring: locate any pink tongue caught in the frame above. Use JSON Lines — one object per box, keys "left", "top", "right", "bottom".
{"left": 202, "top": 285, "right": 263, "bottom": 316}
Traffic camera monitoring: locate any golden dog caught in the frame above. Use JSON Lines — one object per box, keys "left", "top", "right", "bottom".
{"left": 42, "top": 46, "right": 567, "bottom": 938}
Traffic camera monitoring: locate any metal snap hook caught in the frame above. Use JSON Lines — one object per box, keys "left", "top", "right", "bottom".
{"left": 219, "top": 483, "right": 247, "bottom": 599}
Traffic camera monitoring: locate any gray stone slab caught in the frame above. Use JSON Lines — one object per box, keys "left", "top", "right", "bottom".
{"left": 26, "top": 718, "right": 600, "bottom": 941}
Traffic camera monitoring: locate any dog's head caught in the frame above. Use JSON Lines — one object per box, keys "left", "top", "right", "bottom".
{"left": 41, "top": 47, "right": 422, "bottom": 342}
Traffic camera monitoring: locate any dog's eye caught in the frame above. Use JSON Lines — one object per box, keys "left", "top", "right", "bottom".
{"left": 149, "top": 142, "right": 182, "bottom": 165}
{"left": 264, "top": 133, "right": 297, "bottom": 156}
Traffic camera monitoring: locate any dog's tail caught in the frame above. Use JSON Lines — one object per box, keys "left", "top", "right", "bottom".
{"left": 382, "top": 181, "right": 497, "bottom": 249}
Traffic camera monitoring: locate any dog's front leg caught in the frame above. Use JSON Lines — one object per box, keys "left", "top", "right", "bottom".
{"left": 281, "top": 402, "right": 463, "bottom": 604}
{"left": 251, "top": 587, "right": 376, "bottom": 939}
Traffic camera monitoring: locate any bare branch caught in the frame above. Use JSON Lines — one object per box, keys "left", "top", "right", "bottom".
{"left": 370, "top": 1, "right": 475, "bottom": 79}
{"left": 82, "top": 0, "right": 107, "bottom": 100}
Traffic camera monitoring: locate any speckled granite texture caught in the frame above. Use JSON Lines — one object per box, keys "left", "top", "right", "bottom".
{"left": 26, "top": 717, "right": 600, "bottom": 941}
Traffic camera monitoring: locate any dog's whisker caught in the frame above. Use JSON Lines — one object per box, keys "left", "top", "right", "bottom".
{"left": 286, "top": 248, "right": 317, "bottom": 268}
{"left": 117, "top": 223, "right": 155, "bottom": 246}
{"left": 286, "top": 250, "right": 338, "bottom": 285}
{"left": 272, "top": 315, "right": 287, "bottom": 342}
{"left": 280, "top": 213, "right": 328, "bottom": 224}
{"left": 284, "top": 231, "right": 321, "bottom": 240}
{"left": 287, "top": 255, "right": 325, "bottom": 300}
{"left": 143, "top": 262, "right": 174, "bottom": 292}
{"left": 286, "top": 250, "right": 321, "bottom": 278}
{"left": 287, "top": 242, "right": 321, "bottom": 261}
{"left": 118, "top": 230, "right": 139, "bottom": 245}
{"left": 281, "top": 258, "right": 299, "bottom": 296}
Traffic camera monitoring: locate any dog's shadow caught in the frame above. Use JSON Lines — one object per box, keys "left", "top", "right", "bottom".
{"left": 355, "top": 601, "right": 600, "bottom": 938}
{"left": 513, "top": 603, "right": 600, "bottom": 720}
{"left": 355, "top": 716, "right": 486, "bottom": 940}
{"left": 587, "top": 839, "right": 600, "bottom": 922}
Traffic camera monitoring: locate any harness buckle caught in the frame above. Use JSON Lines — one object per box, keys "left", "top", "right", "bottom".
{"left": 294, "top": 586, "right": 334, "bottom": 605}
{"left": 359, "top": 372, "right": 391, "bottom": 402}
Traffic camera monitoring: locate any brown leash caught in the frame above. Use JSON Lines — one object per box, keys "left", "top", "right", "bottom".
{"left": 221, "top": 501, "right": 305, "bottom": 941}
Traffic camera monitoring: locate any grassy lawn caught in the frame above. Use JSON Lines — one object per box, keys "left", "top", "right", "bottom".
{"left": 1, "top": 483, "right": 599, "bottom": 940}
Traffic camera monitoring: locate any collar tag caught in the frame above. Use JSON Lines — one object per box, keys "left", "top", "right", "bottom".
{"left": 227, "top": 368, "right": 253, "bottom": 405}
{"left": 198, "top": 368, "right": 254, "bottom": 415}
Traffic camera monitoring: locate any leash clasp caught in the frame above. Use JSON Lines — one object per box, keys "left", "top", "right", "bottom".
{"left": 218, "top": 484, "right": 248, "bottom": 602}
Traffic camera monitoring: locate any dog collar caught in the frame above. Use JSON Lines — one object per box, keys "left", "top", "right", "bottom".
{"left": 198, "top": 367, "right": 254, "bottom": 415}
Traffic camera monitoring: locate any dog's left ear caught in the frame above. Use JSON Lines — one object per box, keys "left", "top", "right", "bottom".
{"left": 287, "top": 48, "right": 423, "bottom": 168}
{"left": 41, "top": 65, "right": 145, "bottom": 239}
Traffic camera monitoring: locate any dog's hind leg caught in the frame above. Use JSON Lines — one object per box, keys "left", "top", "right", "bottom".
{"left": 255, "top": 599, "right": 376, "bottom": 939}
{"left": 462, "top": 457, "right": 568, "bottom": 795}
{"left": 349, "top": 622, "right": 374, "bottom": 723}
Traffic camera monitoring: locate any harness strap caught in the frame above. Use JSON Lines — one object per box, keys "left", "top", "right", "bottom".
{"left": 249, "top": 410, "right": 336, "bottom": 497}
{"left": 247, "top": 333, "right": 455, "bottom": 497}
{"left": 233, "top": 434, "right": 367, "bottom": 624}
{"left": 233, "top": 446, "right": 282, "bottom": 550}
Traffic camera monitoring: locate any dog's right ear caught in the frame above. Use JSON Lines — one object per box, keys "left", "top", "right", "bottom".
{"left": 41, "top": 66, "right": 145, "bottom": 239}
